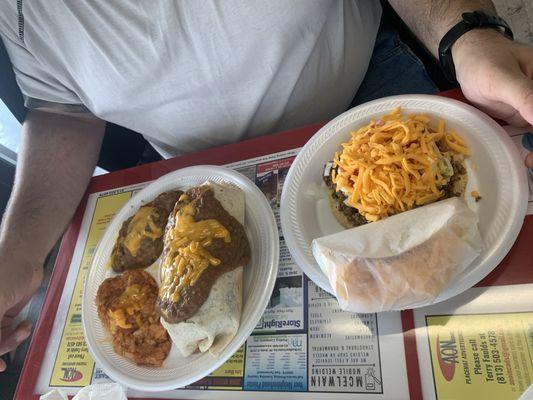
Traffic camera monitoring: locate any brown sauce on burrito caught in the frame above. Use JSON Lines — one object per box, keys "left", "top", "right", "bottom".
{"left": 111, "top": 190, "right": 182, "bottom": 272}
{"left": 158, "top": 186, "right": 250, "bottom": 324}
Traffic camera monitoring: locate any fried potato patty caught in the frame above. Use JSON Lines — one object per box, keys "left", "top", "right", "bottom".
{"left": 96, "top": 270, "right": 171, "bottom": 366}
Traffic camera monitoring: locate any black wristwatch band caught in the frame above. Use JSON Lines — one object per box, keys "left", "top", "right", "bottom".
{"left": 438, "top": 11, "right": 513, "bottom": 83}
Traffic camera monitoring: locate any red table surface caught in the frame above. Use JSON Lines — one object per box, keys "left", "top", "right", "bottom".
{"left": 15, "top": 89, "right": 532, "bottom": 400}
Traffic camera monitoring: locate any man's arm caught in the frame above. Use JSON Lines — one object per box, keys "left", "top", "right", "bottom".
{"left": 388, "top": 0, "right": 496, "bottom": 58}
{"left": 0, "top": 110, "right": 105, "bottom": 371}
{"left": 389, "top": 0, "right": 533, "bottom": 167}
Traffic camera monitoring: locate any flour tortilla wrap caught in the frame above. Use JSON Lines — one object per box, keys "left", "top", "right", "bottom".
{"left": 312, "top": 198, "right": 483, "bottom": 313}
{"left": 161, "top": 182, "right": 245, "bottom": 356}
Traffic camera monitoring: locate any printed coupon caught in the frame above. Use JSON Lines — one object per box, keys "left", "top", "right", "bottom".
{"left": 426, "top": 312, "right": 533, "bottom": 399}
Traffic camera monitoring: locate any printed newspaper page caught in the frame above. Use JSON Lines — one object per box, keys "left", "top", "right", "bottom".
{"left": 35, "top": 148, "right": 408, "bottom": 399}
{"left": 414, "top": 284, "right": 533, "bottom": 400}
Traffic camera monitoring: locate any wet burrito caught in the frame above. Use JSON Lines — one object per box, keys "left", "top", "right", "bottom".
{"left": 111, "top": 190, "right": 182, "bottom": 272}
{"left": 157, "top": 182, "right": 250, "bottom": 356}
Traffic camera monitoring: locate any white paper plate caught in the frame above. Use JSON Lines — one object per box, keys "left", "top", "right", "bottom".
{"left": 281, "top": 95, "right": 528, "bottom": 304}
{"left": 82, "top": 166, "right": 279, "bottom": 391}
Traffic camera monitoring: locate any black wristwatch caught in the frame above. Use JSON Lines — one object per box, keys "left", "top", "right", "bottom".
{"left": 438, "top": 11, "right": 514, "bottom": 83}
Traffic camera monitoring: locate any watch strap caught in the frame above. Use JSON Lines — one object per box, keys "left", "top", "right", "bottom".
{"left": 438, "top": 11, "right": 513, "bottom": 83}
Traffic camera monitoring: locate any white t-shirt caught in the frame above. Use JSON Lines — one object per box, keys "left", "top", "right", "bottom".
{"left": 0, "top": 1, "right": 381, "bottom": 157}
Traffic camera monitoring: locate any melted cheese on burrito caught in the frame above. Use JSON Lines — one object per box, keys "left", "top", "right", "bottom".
{"left": 123, "top": 206, "right": 163, "bottom": 256}
{"left": 160, "top": 197, "right": 231, "bottom": 303}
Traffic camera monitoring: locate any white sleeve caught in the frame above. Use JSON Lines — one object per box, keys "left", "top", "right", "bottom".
{"left": 1, "top": 34, "right": 90, "bottom": 113}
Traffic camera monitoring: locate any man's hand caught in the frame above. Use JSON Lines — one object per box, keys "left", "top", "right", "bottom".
{"left": 388, "top": 0, "right": 533, "bottom": 167}
{"left": 0, "top": 253, "right": 42, "bottom": 371}
{"left": 453, "top": 29, "right": 533, "bottom": 167}
{"left": 0, "top": 110, "right": 105, "bottom": 371}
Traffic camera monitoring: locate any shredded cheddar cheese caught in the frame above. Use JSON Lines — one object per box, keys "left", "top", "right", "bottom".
{"left": 123, "top": 206, "right": 162, "bottom": 256}
{"left": 160, "top": 203, "right": 231, "bottom": 302}
{"left": 470, "top": 190, "right": 482, "bottom": 202}
{"left": 108, "top": 283, "right": 148, "bottom": 330}
{"left": 332, "top": 107, "right": 469, "bottom": 221}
